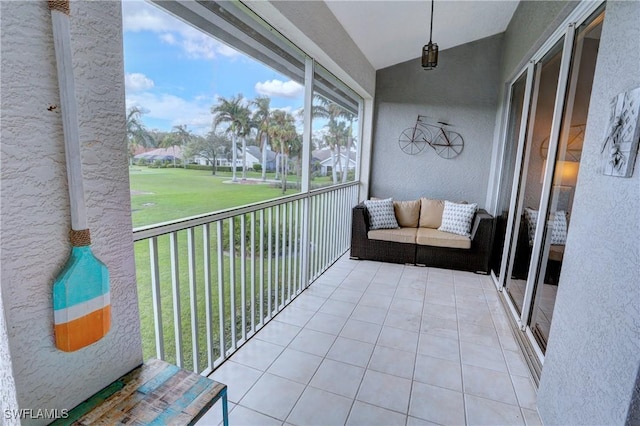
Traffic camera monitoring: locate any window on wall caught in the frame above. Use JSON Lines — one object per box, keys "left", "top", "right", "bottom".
{"left": 122, "top": 0, "right": 334, "bottom": 228}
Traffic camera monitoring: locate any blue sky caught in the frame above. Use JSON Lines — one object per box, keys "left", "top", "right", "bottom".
{"left": 122, "top": 0, "right": 305, "bottom": 136}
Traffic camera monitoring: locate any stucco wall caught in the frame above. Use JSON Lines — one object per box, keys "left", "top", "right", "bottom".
{"left": 0, "top": 284, "right": 19, "bottom": 426}
{"left": 0, "top": 1, "right": 142, "bottom": 422}
{"left": 537, "top": 1, "right": 640, "bottom": 424}
{"left": 370, "top": 34, "right": 503, "bottom": 205}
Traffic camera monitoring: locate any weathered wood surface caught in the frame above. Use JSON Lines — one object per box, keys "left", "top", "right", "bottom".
{"left": 51, "top": 359, "right": 228, "bottom": 426}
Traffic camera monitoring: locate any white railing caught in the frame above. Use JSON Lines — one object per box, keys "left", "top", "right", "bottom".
{"left": 133, "top": 182, "right": 359, "bottom": 375}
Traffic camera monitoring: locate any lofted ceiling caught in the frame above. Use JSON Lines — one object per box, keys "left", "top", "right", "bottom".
{"left": 324, "top": 0, "right": 520, "bottom": 70}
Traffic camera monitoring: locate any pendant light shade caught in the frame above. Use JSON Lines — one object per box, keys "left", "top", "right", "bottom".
{"left": 422, "top": 0, "right": 438, "bottom": 70}
{"left": 422, "top": 41, "right": 438, "bottom": 70}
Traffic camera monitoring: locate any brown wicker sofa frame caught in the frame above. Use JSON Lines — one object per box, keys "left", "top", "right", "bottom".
{"left": 350, "top": 203, "right": 495, "bottom": 274}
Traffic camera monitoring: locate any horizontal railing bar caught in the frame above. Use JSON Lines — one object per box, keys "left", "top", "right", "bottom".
{"left": 133, "top": 182, "right": 358, "bottom": 241}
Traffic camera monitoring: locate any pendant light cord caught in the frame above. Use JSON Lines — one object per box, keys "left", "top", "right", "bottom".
{"left": 429, "top": 0, "right": 434, "bottom": 43}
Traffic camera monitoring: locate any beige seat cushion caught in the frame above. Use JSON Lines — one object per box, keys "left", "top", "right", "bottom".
{"left": 419, "top": 198, "right": 445, "bottom": 228}
{"left": 416, "top": 228, "right": 471, "bottom": 249}
{"left": 394, "top": 199, "right": 420, "bottom": 227}
{"left": 368, "top": 227, "right": 417, "bottom": 244}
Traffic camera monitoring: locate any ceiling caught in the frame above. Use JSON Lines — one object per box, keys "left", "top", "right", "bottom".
{"left": 324, "top": 1, "right": 520, "bottom": 70}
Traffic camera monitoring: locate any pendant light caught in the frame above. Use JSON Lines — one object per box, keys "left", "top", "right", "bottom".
{"left": 422, "top": 0, "right": 438, "bottom": 70}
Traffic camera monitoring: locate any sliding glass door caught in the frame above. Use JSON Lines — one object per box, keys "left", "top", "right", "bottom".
{"left": 490, "top": 71, "right": 529, "bottom": 282}
{"left": 527, "top": 12, "right": 604, "bottom": 351}
{"left": 504, "top": 37, "right": 565, "bottom": 316}
{"left": 494, "top": 4, "right": 605, "bottom": 365}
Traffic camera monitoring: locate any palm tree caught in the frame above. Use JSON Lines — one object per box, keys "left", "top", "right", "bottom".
{"left": 325, "top": 120, "right": 350, "bottom": 181}
{"left": 343, "top": 115, "right": 357, "bottom": 183}
{"left": 172, "top": 124, "right": 192, "bottom": 168}
{"left": 313, "top": 96, "right": 349, "bottom": 184}
{"left": 212, "top": 95, "right": 250, "bottom": 182}
{"left": 268, "top": 110, "right": 298, "bottom": 193}
{"left": 251, "top": 96, "right": 272, "bottom": 181}
{"left": 126, "top": 107, "right": 155, "bottom": 164}
{"left": 159, "top": 133, "right": 179, "bottom": 168}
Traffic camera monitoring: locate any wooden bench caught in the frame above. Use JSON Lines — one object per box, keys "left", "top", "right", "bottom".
{"left": 51, "top": 358, "right": 228, "bottom": 426}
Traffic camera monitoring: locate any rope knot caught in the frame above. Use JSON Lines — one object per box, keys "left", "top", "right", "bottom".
{"left": 70, "top": 229, "right": 91, "bottom": 246}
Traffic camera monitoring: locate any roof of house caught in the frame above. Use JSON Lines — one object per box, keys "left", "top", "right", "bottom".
{"left": 246, "top": 145, "right": 277, "bottom": 162}
{"left": 312, "top": 148, "right": 357, "bottom": 162}
{"left": 134, "top": 146, "right": 183, "bottom": 159}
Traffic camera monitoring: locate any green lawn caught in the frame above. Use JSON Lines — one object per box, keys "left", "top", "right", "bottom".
{"left": 130, "top": 166, "right": 309, "bottom": 371}
{"left": 130, "top": 167, "right": 305, "bottom": 228}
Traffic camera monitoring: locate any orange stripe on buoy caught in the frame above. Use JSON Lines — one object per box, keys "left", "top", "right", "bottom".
{"left": 55, "top": 305, "right": 111, "bottom": 352}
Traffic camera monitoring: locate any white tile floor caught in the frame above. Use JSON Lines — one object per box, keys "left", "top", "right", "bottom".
{"left": 197, "top": 255, "right": 542, "bottom": 426}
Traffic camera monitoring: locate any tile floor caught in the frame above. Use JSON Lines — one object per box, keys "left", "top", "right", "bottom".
{"left": 197, "top": 255, "right": 541, "bottom": 426}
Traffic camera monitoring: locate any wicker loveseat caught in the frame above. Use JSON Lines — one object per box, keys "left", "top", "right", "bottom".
{"left": 350, "top": 198, "right": 494, "bottom": 273}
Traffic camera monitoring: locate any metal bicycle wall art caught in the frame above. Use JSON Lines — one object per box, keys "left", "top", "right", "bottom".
{"left": 398, "top": 115, "right": 464, "bottom": 159}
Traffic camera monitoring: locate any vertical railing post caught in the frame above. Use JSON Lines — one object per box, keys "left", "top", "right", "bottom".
{"left": 267, "top": 207, "right": 273, "bottom": 319}
{"left": 312, "top": 195, "right": 319, "bottom": 280}
{"left": 260, "top": 209, "right": 265, "bottom": 324}
{"left": 229, "top": 218, "right": 237, "bottom": 350}
{"left": 240, "top": 215, "right": 247, "bottom": 343}
{"left": 169, "top": 232, "right": 183, "bottom": 367}
{"left": 293, "top": 199, "right": 300, "bottom": 294}
{"left": 287, "top": 200, "right": 293, "bottom": 301}
{"left": 250, "top": 211, "right": 256, "bottom": 334}
{"left": 149, "top": 237, "right": 164, "bottom": 360}
{"left": 216, "top": 221, "right": 226, "bottom": 358}
{"left": 322, "top": 193, "right": 329, "bottom": 271}
{"left": 187, "top": 227, "right": 199, "bottom": 373}
{"left": 281, "top": 203, "right": 287, "bottom": 307}
{"left": 203, "top": 223, "right": 214, "bottom": 370}
{"left": 300, "top": 197, "right": 310, "bottom": 289}
{"left": 274, "top": 205, "right": 280, "bottom": 312}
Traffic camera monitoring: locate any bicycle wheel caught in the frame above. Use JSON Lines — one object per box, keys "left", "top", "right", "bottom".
{"left": 398, "top": 127, "right": 428, "bottom": 155}
{"left": 431, "top": 130, "right": 464, "bottom": 159}
{"left": 539, "top": 124, "right": 584, "bottom": 161}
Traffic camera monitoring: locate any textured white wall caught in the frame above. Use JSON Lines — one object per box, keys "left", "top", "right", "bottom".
{"left": 0, "top": 1, "right": 142, "bottom": 422}
{"left": 0, "top": 284, "right": 19, "bottom": 426}
{"left": 537, "top": 1, "right": 640, "bottom": 423}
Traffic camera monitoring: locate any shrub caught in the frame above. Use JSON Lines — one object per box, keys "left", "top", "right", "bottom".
{"left": 215, "top": 166, "right": 242, "bottom": 173}
{"left": 253, "top": 164, "right": 262, "bottom": 172}
{"left": 185, "top": 164, "right": 214, "bottom": 171}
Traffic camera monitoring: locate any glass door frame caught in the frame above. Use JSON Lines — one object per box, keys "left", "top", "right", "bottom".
{"left": 520, "top": 26, "right": 576, "bottom": 332}
{"left": 491, "top": 63, "right": 535, "bottom": 290}
{"left": 489, "top": 61, "right": 533, "bottom": 291}
{"left": 491, "top": 0, "right": 605, "bottom": 367}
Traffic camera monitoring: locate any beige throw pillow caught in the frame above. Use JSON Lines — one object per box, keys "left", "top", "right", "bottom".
{"left": 419, "top": 198, "right": 445, "bottom": 228}
{"left": 393, "top": 199, "right": 420, "bottom": 228}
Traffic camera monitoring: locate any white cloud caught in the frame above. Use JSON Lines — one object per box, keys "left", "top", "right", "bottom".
{"left": 122, "top": 0, "right": 179, "bottom": 33}
{"left": 125, "top": 73, "right": 155, "bottom": 92}
{"left": 122, "top": 0, "right": 240, "bottom": 60}
{"left": 126, "top": 92, "right": 216, "bottom": 135}
{"left": 159, "top": 33, "right": 176, "bottom": 45}
{"left": 255, "top": 79, "right": 304, "bottom": 99}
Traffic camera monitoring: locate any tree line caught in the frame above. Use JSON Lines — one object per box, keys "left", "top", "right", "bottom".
{"left": 126, "top": 93, "right": 357, "bottom": 190}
